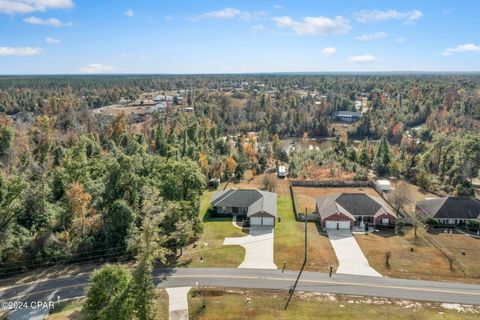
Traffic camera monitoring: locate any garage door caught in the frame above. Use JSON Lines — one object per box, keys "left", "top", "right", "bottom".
{"left": 250, "top": 217, "right": 262, "bottom": 226}
{"left": 325, "top": 220, "right": 350, "bottom": 229}
{"left": 262, "top": 217, "right": 274, "bottom": 226}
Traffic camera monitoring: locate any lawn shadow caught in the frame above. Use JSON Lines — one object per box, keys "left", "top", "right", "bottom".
{"left": 368, "top": 229, "right": 397, "bottom": 238}
{"left": 202, "top": 208, "right": 233, "bottom": 222}
{"left": 314, "top": 221, "right": 328, "bottom": 237}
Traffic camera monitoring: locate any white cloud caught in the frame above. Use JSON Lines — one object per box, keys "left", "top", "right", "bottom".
{"left": 348, "top": 54, "right": 377, "bottom": 63}
{"left": 442, "top": 43, "right": 480, "bottom": 56}
{"left": 165, "top": 15, "right": 172, "bottom": 21}
{"left": 252, "top": 24, "right": 265, "bottom": 31}
{"left": 192, "top": 8, "right": 266, "bottom": 21}
{"left": 78, "top": 63, "right": 116, "bottom": 73}
{"left": 45, "top": 36, "right": 61, "bottom": 44}
{"left": 272, "top": 15, "right": 350, "bottom": 36}
{"left": 395, "top": 37, "right": 407, "bottom": 43}
{"left": 356, "top": 31, "right": 387, "bottom": 41}
{"left": 124, "top": 9, "right": 134, "bottom": 17}
{"left": 0, "top": 46, "right": 42, "bottom": 56}
{"left": 354, "top": 9, "right": 423, "bottom": 24}
{"left": 273, "top": 5, "right": 283, "bottom": 10}
{"left": 24, "top": 16, "right": 72, "bottom": 27}
{"left": 0, "top": 0, "right": 74, "bottom": 15}
{"left": 321, "top": 47, "right": 337, "bottom": 56}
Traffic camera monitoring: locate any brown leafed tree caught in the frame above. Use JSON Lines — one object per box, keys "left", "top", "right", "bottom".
{"left": 66, "top": 182, "right": 92, "bottom": 238}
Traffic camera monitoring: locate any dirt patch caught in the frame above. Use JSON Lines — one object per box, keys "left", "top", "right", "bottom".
{"left": 227, "top": 171, "right": 290, "bottom": 197}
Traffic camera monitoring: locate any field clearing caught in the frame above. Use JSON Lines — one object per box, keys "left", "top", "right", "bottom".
{"left": 293, "top": 186, "right": 380, "bottom": 213}
{"left": 226, "top": 171, "right": 290, "bottom": 197}
{"left": 188, "top": 288, "right": 480, "bottom": 320}
{"left": 355, "top": 228, "right": 480, "bottom": 283}
{"left": 426, "top": 230, "right": 480, "bottom": 278}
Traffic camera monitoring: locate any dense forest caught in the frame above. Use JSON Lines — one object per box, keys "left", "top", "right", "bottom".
{"left": 0, "top": 74, "right": 479, "bottom": 275}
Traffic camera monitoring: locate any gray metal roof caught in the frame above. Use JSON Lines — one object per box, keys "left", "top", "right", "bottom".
{"left": 211, "top": 189, "right": 277, "bottom": 217}
{"left": 416, "top": 197, "right": 480, "bottom": 220}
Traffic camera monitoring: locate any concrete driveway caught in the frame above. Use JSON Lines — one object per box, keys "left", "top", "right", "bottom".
{"left": 223, "top": 226, "right": 277, "bottom": 269}
{"left": 327, "top": 229, "right": 382, "bottom": 277}
{"left": 165, "top": 287, "right": 191, "bottom": 320}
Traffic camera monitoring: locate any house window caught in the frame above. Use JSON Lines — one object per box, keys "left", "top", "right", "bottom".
{"left": 232, "top": 207, "right": 238, "bottom": 214}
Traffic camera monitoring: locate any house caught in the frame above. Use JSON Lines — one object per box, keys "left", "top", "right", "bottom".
{"left": 211, "top": 189, "right": 277, "bottom": 226}
{"left": 316, "top": 193, "right": 397, "bottom": 229}
{"left": 331, "top": 111, "right": 361, "bottom": 123}
{"left": 415, "top": 197, "right": 480, "bottom": 226}
{"left": 154, "top": 95, "right": 174, "bottom": 102}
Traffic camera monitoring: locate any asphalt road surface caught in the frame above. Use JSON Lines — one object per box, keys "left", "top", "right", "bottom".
{"left": 1, "top": 268, "right": 479, "bottom": 305}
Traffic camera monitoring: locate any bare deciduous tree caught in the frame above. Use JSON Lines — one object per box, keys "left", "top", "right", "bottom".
{"left": 262, "top": 174, "right": 276, "bottom": 192}
{"left": 389, "top": 181, "right": 410, "bottom": 214}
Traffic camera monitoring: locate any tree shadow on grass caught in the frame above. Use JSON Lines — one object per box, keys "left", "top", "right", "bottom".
{"left": 365, "top": 229, "right": 397, "bottom": 239}
{"left": 202, "top": 208, "right": 233, "bottom": 222}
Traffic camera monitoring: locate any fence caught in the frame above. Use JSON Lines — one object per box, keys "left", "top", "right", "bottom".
{"left": 291, "top": 180, "right": 374, "bottom": 188}
{"left": 420, "top": 227, "right": 467, "bottom": 275}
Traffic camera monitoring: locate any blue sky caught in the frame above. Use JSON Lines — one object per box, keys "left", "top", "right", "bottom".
{"left": 1, "top": 0, "right": 479, "bottom": 74}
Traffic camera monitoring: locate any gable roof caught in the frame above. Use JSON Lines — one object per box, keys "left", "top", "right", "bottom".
{"left": 211, "top": 189, "right": 277, "bottom": 217}
{"left": 416, "top": 197, "right": 480, "bottom": 220}
{"left": 316, "top": 193, "right": 395, "bottom": 220}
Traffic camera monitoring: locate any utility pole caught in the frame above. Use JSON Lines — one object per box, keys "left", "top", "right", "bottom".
{"left": 304, "top": 207, "right": 307, "bottom": 263}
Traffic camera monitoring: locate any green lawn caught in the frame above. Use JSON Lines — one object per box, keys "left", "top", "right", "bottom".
{"left": 189, "top": 289, "right": 479, "bottom": 320}
{"left": 275, "top": 195, "right": 338, "bottom": 272}
{"left": 178, "top": 190, "right": 338, "bottom": 271}
{"left": 178, "top": 190, "right": 246, "bottom": 268}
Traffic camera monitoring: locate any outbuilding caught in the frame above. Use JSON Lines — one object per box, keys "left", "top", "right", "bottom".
{"left": 375, "top": 179, "right": 391, "bottom": 192}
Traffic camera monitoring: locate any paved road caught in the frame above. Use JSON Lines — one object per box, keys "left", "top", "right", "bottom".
{"left": 1, "top": 268, "right": 479, "bottom": 305}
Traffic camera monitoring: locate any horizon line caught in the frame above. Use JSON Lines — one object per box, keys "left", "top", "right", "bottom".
{"left": 2, "top": 71, "right": 480, "bottom": 77}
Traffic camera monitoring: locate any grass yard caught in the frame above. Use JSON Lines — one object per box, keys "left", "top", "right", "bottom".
{"left": 178, "top": 172, "right": 337, "bottom": 271}
{"left": 355, "top": 228, "right": 478, "bottom": 283}
{"left": 47, "top": 289, "right": 169, "bottom": 319}
{"left": 426, "top": 230, "right": 480, "bottom": 279}
{"left": 275, "top": 195, "right": 338, "bottom": 272}
{"left": 293, "top": 186, "right": 381, "bottom": 213}
{"left": 178, "top": 190, "right": 246, "bottom": 268}
{"left": 188, "top": 288, "right": 479, "bottom": 320}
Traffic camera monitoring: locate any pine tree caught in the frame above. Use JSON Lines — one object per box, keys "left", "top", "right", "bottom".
{"left": 357, "top": 140, "right": 370, "bottom": 167}
{"left": 372, "top": 136, "right": 391, "bottom": 176}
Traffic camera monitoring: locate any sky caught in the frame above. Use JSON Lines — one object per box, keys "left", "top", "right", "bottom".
{"left": 0, "top": 0, "right": 479, "bottom": 74}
